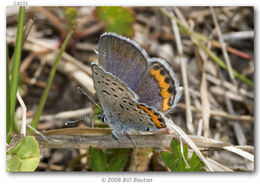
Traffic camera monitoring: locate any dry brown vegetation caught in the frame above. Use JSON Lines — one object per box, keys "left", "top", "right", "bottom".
{"left": 7, "top": 6, "right": 254, "bottom": 171}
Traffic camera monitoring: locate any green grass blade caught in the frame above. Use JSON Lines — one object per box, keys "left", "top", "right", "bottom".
{"left": 6, "top": 43, "right": 11, "bottom": 141}
{"left": 8, "top": 7, "right": 25, "bottom": 142}
{"left": 29, "top": 28, "right": 74, "bottom": 131}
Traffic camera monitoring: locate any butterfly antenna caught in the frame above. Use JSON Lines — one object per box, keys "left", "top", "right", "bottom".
{"left": 65, "top": 114, "right": 102, "bottom": 126}
{"left": 66, "top": 87, "right": 103, "bottom": 127}
{"left": 65, "top": 115, "right": 86, "bottom": 126}
{"left": 77, "top": 86, "right": 103, "bottom": 111}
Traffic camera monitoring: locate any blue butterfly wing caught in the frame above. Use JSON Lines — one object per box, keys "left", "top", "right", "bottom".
{"left": 98, "top": 33, "right": 148, "bottom": 90}
{"left": 98, "top": 33, "right": 181, "bottom": 113}
{"left": 134, "top": 58, "right": 181, "bottom": 113}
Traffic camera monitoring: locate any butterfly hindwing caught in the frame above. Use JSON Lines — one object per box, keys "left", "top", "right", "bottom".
{"left": 91, "top": 63, "right": 137, "bottom": 122}
{"left": 116, "top": 97, "right": 166, "bottom": 132}
{"left": 134, "top": 58, "right": 181, "bottom": 113}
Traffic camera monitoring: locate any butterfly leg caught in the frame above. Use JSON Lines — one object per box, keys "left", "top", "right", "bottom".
{"left": 112, "top": 130, "right": 120, "bottom": 140}
{"left": 123, "top": 130, "right": 136, "bottom": 148}
{"left": 112, "top": 130, "right": 136, "bottom": 148}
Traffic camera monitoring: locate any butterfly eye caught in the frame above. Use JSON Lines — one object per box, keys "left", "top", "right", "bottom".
{"left": 145, "top": 127, "right": 150, "bottom": 131}
{"left": 98, "top": 115, "right": 106, "bottom": 122}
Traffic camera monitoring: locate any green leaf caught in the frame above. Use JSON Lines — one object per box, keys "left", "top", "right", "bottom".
{"left": 88, "top": 147, "right": 107, "bottom": 171}
{"left": 107, "top": 154, "right": 127, "bottom": 171}
{"left": 6, "top": 154, "right": 22, "bottom": 171}
{"left": 104, "top": 148, "right": 129, "bottom": 171}
{"left": 188, "top": 152, "right": 205, "bottom": 171}
{"left": 88, "top": 148, "right": 130, "bottom": 171}
{"left": 6, "top": 136, "right": 40, "bottom": 171}
{"left": 170, "top": 139, "right": 187, "bottom": 171}
{"left": 95, "top": 6, "right": 135, "bottom": 37}
{"left": 104, "top": 148, "right": 130, "bottom": 160}
{"left": 161, "top": 151, "right": 178, "bottom": 171}
{"left": 161, "top": 139, "right": 205, "bottom": 172}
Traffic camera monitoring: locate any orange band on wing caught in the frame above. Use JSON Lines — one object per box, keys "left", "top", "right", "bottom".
{"left": 137, "top": 104, "right": 164, "bottom": 128}
{"left": 150, "top": 67, "right": 172, "bottom": 111}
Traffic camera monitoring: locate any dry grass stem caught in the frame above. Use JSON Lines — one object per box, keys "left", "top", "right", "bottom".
{"left": 171, "top": 10, "right": 194, "bottom": 134}
{"left": 23, "top": 108, "right": 92, "bottom": 126}
{"left": 206, "top": 74, "right": 254, "bottom": 99}
{"left": 22, "top": 18, "right": 35, "bottom": 47}
{"left": 177, "top": 103, "right": 254, "bottom": 122}
{"left": 197, "top": 47, "right": 211, "bottom": 137}
{"left": 222, "top": 31, "right": 254, "bottom": 41}
{"left": 34, "top": 127, "right": 254, "bottom": 166}
{"left": 225, "top": 96, "right": 247, "bottom": 146}
{"left": 210, "top": 7, "right": 237, "bottom": 87}
{"left": 206, "top": 158, "right": 234, "bottom": 172}
{"left": 217, "top": 68, "right": 247, "bottom": 146}
{"left": 16, "top": 91, "right": 27, "bottom": 136}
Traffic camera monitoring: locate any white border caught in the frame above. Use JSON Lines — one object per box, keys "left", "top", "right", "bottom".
{"left": 1, "top": 1, "right": 259, "bottom": 186}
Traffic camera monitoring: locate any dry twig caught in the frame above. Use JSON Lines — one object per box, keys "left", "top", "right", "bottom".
{"left": 34, "top": 128, "right": 254, "bottom": 163}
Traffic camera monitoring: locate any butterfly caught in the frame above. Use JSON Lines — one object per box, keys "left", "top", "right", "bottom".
{"left": 91, "top": 33, "right": 181, "bottom": 138}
